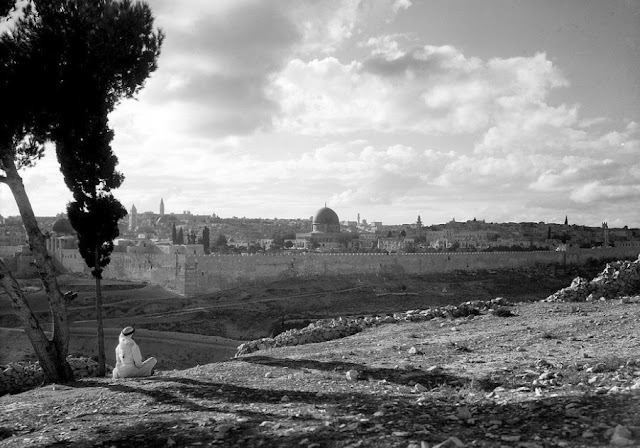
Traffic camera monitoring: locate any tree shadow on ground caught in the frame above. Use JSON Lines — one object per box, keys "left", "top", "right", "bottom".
{"left": 36, "top": 379, "right": 639, "bottom": 448}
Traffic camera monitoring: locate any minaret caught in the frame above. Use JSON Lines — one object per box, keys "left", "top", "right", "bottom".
{"left": 357, "top": 213, "right": 360, "bottom": 224}
{"left": 416, "top": 214, "right": 422, "bottom": 238}
{"left": 129, "top": 204, "right": 138, "bottom": 232}
{"left": 160, "top": 198, "right": 165, "bottom": 216}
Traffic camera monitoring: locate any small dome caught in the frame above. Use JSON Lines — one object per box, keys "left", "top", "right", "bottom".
{"left": 51, "top": 218, "right": 75, "bottom": 235}
{"left": 312, "top": 207, "right": 340, "bottom": 233}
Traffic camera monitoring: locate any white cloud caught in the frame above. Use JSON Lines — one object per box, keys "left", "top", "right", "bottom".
{"left": 392, "top": 0, "right": 412, "bottom": 14}
{"left": 290, "top": 0, "right": 413, "bottom": 53}
{"left": 570, "top": 182, "right": 640, "bottom": 204}
{"left": 0, "top": 144, "right": 73, "bottom": 217}
{"left": 269, "top": 44, "right": 571, "bottom": 136}
{"left": 3, "top": 1, "right": 639, "bottom": 228}
{"left": 132, "top": 0, "right": 413, "bottom": 138}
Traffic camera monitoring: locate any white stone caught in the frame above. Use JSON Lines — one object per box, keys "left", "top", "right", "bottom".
{"left": 610, "top": 425, "right": 636, "bottom": 446}
{"left": 432, "top": 436, "right": 465, "bottom": 448}
{"left": 414, "top": 383, "right": 428, "bottom": 392}
{"left": 346, "top": 370, "right": 359, "bottom": 381}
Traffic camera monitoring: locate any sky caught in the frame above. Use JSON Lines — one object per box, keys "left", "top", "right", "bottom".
{"left": 1, "top": 0, "right": 639, "bottom": 227}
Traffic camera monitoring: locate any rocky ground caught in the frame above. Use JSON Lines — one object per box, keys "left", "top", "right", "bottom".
{"left": 1, "top": 294, "right": 639, "bottom": 447}
{"left": 1, "top": 259, "right": 639, "bottom": 447}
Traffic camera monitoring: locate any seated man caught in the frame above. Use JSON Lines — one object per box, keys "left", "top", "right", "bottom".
{"left": 112, "top": 326, "right": 157, "bottom": 379}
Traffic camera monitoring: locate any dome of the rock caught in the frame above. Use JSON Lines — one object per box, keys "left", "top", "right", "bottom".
{"left": 312, "top": 207, "right": 340, "bottom": 233}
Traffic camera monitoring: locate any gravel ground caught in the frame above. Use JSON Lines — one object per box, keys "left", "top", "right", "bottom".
{"left": 1, "top": 297, "right": 639, "bottom": 447}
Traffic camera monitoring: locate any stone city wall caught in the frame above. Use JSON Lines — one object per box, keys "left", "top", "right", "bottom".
{"left": 183, "top": 246, "right": 639, "bottom": 296}
{"left": 54, "top": 245, "right": 640, "bottom": 296}
{"left": 57, "top": 248, "right": 88, "bottom": 273}
{"left": 183, "top": 250, "right": 564, "bottom": 296}
{"left": 15, "top": 252, "right": 39, "bottom": 278}
{"left": 0, "top": 246, "right": 22, "bottom": 258}
{"left": 100, "top": 252, "right": 188, "bottom": 295}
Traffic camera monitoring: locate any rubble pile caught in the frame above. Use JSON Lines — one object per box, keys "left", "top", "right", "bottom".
{"left": 235, "top": 298, "right": 509, "bottom": 356}
{"left": 0, "top": 356, "right": 100, "bottom": 396}
{"left": 545, "top": 255, "right": 640, "bottom": 302}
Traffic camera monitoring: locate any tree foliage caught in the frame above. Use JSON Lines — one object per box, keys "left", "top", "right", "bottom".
{"left": 67, "top": 195, "right": 127, "bottom": 277}
{"left": 202, "top": 226, "right": 210, "bottom": 254}
{"left": 0, "top": 0, "right": 15, "bottom": 17}
{"left": 214, "top": 234, "right": 228, "bottom": 247}
{"left": 0, "top": 0, "right": 163, "bottom": 383}
{"left": 2, "top": 1, "right": 163, "bottom": 168}
{"left": 68, "top": 193, "right": 126, "bottom": 376}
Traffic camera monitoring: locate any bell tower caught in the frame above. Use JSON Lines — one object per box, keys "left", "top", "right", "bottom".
{"left": 129, "top": 204, "right": 138, "bottom": 232}
{"left": 602, "top": 222, "right": 610, "bottom": 246}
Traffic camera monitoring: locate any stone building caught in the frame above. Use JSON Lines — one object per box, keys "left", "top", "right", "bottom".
{"left": 45, "top": 217, "right": 85, "bottom": 272}
{"left": 46, "top": 218, "right": 78, "bottom": 254}
{"left": 295, "top": 206, "right": 351, "bottom": 250}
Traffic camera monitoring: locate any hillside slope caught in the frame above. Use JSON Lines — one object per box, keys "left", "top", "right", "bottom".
{"left": 2, "top": 265, "right": 586, "bottom": 368}
{"left": 1, "top": 297, "right": 639, "bottom": 447}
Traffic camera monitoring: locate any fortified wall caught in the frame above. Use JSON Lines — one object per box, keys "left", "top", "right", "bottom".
{"left": 50, "top": 244, "right": 638, "bottom": 296}
{"left": 101, "top": 252, "right": 187, "bottom": 294}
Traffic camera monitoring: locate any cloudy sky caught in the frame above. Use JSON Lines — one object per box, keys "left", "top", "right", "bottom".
{"left": 1, "top": 0, "right": 639, "bottom": 227}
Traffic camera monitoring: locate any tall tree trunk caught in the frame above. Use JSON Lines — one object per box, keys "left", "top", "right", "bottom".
{"left": 0, "top": 155, "right": 73, "bottom": 382}
{"left": 94, "top": 247, "right": 106, "bottom": 376}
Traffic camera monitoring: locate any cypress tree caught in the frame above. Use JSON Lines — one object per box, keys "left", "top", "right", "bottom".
{"left": 202, "top": 226, "right": 210, "bottom": 254}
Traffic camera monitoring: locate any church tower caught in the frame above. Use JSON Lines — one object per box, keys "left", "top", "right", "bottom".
{"left": 160, "top": 198, "right": 165, "bottom": 216}
{"left": 129, "top": 204, "right": 138, "bottom": 232}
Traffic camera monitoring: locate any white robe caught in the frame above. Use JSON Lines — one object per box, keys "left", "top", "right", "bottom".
{"left": 112, "top": 333, "right": 157, "bottom": 379}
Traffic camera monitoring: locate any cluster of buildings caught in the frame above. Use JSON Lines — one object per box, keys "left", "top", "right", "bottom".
{"left": 119, "top": 200, "right": 637, "bottom": 253}
{"left": 2, "top": 198, "right": 640, "bottom": 277}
